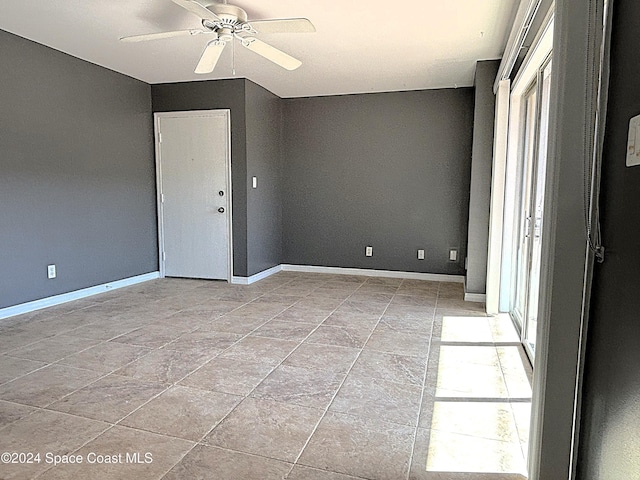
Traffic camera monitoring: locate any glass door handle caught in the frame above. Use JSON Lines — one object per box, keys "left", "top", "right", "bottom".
{"left": 534, "top": 217, "right": 542, "bottom": 238}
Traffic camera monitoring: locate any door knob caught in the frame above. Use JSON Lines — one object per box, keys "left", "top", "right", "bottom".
{"left": 218, "top": 207, "right": 225, "bottom": 213}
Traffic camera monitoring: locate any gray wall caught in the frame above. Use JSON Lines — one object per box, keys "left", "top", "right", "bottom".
{"left": 151, "top": 79, "right": 249, "bottom": 276}
{"left": 0, "top": 30, "right": 157, "bottom": 309}
{"left": 245, "top": 81, "right": 284, "bottom": 276}
{"left": 466, "top": 60, "right": 500, "bottom": 294}
{"left": 577, "top": 0, "right": 640, "bottom": 477}
{"left": 282, "top": 89, "right": 474, "bottom": 274}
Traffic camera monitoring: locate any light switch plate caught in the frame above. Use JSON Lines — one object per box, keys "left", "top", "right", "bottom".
{"left": 626, "top": 114, "right": 640, "bottom": 167}
{"left": 252, "top": 176, "right": 258, "bottom": 188}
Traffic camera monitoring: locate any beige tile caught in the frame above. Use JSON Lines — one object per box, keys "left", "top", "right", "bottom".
{"left": 0, "top": 409, "right": 108, "bottom": 479}
{"left": 66, "top": 320, "right": 138, "bottom": 341}
{"left": 435, "top": 360, "right": 509, "bottom": 398}
{"left": 38, "top": 425, "right": 195, "bottom": 480}
{"left": 163, "top": 444, "right": 291, "bottom": 480}
{"left": 0, "top": 400, "right": 37, "bottom": 429}
{"left": 429, "top": 401, "right": 520, "bottom": 443}
{"left": 57, "top": 342, "right": 151, "bottom": 372}
{"left": 111, "top": 324, "right": 190, "bottom": 348}
{"left": 114, "top": 348, "right": 216, "bottom": 384}
{"left": 438, "top": 345, "right": 501, "bottom": 368}
{"left": 0, "top": 365, "right": 102, "bottom": 407}
{"left": 378, "top": 315, "right": 434, "bottom": 336}
{"left": 252, "top": 364, "right": 345, "bottom": 409}
{"left": 347, "top": 291, "right": 394, "bottom": 305}
{"left": 440, "top": 316, "right": 494, "bottom": 343}
{"left": 8, "top": 335, "right": 100, "bottom": 363}
{"left": 350, "top": 350, "right": 426, "bottom": 386}
{"left": 305, "top": 325, "right": 372, "bottom": 349}
{"left": 489, "top": 314, "right": 521, "bottom": 343}
{"left": 339, "top": 299, "right": 388, "bottom": 316}
{"left": 206, "top": 397, "right": 323, "bottom": 462}
{"left": 299, "top": 412, "right": 414, "bottom": 480}
{"left": 48, "top": 374, "right": 165, "bottom": 422}
{"left": 163, "top": 329, "right": 242, "bottom": 352}
{"left": 209, "top": 314, "right": 269, "bottom": 334}
{"left": 511, "top": 402, "right": 532, "bottom": 445}
{"left": 287, "top": 465, "right": 363, "bottom": 480}
{"left": 425, "top": 428, "right": 526, "bottom": 474}
{"left": 330, "top": 373, "right": 422, "bottom": 426}
{"left": 322, "top": 309, "right": 380, "bottom": 329}
{"left": 437, "top": 282, "right": 465, "bottom": 299}
{"left": 251, "top": 320, "right": 318, "bottom": 342}
{"left": 219, "top": 337, "right": 299, "bottom": 367}
{"left": 497, "top": 347, "right": 533, "bottom": 398}
{"left": 0, "top": 355, "right": 47, "bottom": 385}
{"left": 180, "top": 356, "right": 274, "bottom": 396}
{"left": 365, "top": 323, "right": 431, "bottom": 357}
{"left": 273, "top": 306, "right": 331, "bottom": 325}
{"left": 121, "top": 385, "right": 241, "bottom": 441}
{"left": 283, "top": 343, "right": 359, "bottom": 374}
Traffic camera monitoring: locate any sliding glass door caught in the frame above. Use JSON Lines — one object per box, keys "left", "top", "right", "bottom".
{"left": 512, "top": 57, "right": 553, "bottom": 358}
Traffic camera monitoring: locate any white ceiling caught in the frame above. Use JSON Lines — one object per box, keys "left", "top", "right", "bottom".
{"left": 0, "top": 0, "right": 517, "bottom": 98}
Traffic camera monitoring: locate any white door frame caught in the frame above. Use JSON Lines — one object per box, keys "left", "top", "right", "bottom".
{"left": 154, "top": 109, "right": 233, "bottom": 281}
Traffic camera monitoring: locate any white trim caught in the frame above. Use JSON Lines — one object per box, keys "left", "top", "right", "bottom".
{"left": 154, "top": 110, "right": 233, "bottom": 282}
{"left": 512, "top": 11, "right": 555, "bottom": 95}
{"left": 281, "top": 264, "right": 465, "bottom": 283}
{"left": 486, "top": 79, "right": 511, "bottom": 314}
{"left": 464, "top": 292, "right": 487, "bottom": 303}
{"left": 494, "top": 0, "right": 544, "bottom": 92}
{"left": 0, "top": 272, "right": 160, "bottom": 321}
{"left": 231, "top": 265, "right": 283, "bottom": 285}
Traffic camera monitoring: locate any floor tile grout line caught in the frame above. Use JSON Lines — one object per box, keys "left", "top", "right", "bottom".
{"left": 151, "top": 274, "right": 356, "bottom": 478}
{"left": 405, "top": 278, "right": 440, "bottom": 480}
{"left": 31, "top": 277, "right": 301, "bottom": 479}
{"left": 288, "top": 280, "right": 400, "bottom": 477}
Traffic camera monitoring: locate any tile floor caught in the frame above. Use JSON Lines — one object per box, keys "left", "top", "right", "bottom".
{"left": 0, "top": 273, "right": 532, "bottom": 480}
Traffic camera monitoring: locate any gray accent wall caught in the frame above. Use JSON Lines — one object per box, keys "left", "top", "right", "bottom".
{"left": 0, "top": 30, "right": 157, "bottom": 309}
{"left": 151, "top": 79, "right": 249, "bottom": 277}
{"left": 577, "top": 0, "right": 640, "bottom": 477}
{"left": 466, "top": 60, "right": 499, "bottom": 295}
{"left": 245, "top": 81, "right": 284, "bottom": 276}
{"left": 151, "top": 78, "right": 285, "bottom": 278}
{"left": 282, "top": 89, "right": 474, "bottom": 274}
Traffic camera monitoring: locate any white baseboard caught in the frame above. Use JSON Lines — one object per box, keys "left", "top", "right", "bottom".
{"left": 280, "top": 264, "right": 465, "bottom": 283}
{"left": 464, "top": 292, "right": 487, "bottom": 303}
{"left": 0, "top": 272, "right": 160, "bottom": 321}
{"left": 231, "top": 264, "right": 283, "bottom": 285}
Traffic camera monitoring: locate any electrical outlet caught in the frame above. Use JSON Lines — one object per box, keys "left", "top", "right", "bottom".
{"left": 417, "top": 249, "right": 425, "bottom": 260}
{"left": 47, "top": 264, "right": 56, "bottom": 279}
{"left": 365, "top": 246, "right": 373, "bottom": 257}
{"left": 449, "top": 249, "right": 458, "bottom": 262}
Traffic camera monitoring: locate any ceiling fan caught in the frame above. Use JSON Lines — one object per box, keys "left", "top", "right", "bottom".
{"left": 120, "top": 0, "right": 315, "bottom": 73}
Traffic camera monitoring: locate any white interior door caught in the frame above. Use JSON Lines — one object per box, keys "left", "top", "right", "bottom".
{"left": 156, "top": 111, "right": 231, "bottom": 280}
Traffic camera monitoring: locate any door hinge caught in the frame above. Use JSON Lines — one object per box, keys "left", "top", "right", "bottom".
{"left": 158, "top": 132, "right": 162, "bottom": 143}
{"left": 162, "top": 252, "right": 166, "bottom": 261}
{"left": 161, "top": 193, "right": 165, "bottom": 203}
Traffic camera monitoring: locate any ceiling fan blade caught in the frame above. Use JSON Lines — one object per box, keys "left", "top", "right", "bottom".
{"left": 195, "top": 40, "right": 226, "bottom": 74}
{"left": 241, "top": 37, "right": 302, "bottom": 70}
{"left": 171, "top": 0, "right": 221, "bottom": 22}
{"left": 248, "top": 18, "right": 316, "bottom": 34}
{"left": 119, "top": 29, "right": 204, "bottom": 43}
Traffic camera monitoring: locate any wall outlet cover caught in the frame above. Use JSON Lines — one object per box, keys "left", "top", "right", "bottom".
{"left": 365, "top": 246, "right": 373, "bottom": 257}
{"left": 418, "top": 249, "right": 425, "bottom": 260}
{"left": 47, "top": 264, "right": 56, "bottom": 279}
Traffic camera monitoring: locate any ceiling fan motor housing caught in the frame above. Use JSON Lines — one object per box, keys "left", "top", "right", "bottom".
{"left": 201, "top": 2, "right": 247, "bottom": 41}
